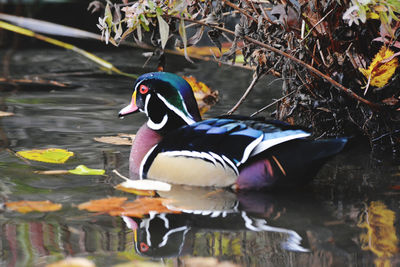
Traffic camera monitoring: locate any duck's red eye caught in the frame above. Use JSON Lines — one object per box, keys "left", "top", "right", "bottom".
{"left": 139, "top": 85, "right": 149, "bottom": 94}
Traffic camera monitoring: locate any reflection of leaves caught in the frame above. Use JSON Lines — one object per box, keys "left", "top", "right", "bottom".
{"left": 6, "top": 200, "right": 62, "bottom": 213}
{"left": 358, "top": 201, "right": 398, "bottom": 264}
{"left": 359, "top": 46, "right": 399, "bottom": 88}
{"left": 68, "top": 165, "right": 105, "bottom": 175}
{"left": 78, "top": 197, "right": 180, "bottom": 218}
{"left": 46, "top": 257, "right": 95, "bottom": 267}
{"left": 17, "top": 148, "right": 74, "bottom": 164}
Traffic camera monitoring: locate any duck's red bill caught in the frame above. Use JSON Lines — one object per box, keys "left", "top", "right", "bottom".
{"left": 119, "top": 90, "right": 139, "bottom": 117}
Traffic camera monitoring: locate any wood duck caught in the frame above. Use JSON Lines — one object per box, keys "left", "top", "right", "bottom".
{"left": 119, "top": 72, "right": 347, "bottom": 190}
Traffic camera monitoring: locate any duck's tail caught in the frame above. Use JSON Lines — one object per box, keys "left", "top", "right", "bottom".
{"left": 237, "top": 138, "right": 348, "bottom": 190}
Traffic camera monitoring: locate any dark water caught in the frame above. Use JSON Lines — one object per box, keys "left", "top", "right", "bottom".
{"left": 0, "top": 48, "right": 399, "bottom": 267}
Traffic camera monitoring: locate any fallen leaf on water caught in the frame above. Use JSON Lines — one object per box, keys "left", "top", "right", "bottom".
{"left": 94, "top": 133, "right": 135, "bottom": 145}
{"left": 115, "top": 184, "right": 156, "bottom": 196}
{"left": 78, "top": 197, "right": 180, "bottom": 218}
{"left": 46, "top": 257, "right": 95, "bottom": 267}
{"left": 183, "top": 257, "right": 240, "bottom": 267}
{"left": 108, "top": 197, "right": 180, "bottom": 217}
{"left": 6, "top": 200, "right": 62, "bottom": 213}
{"left": 68, "top": 165, "right": 105, "bottom": 175}
{"left": 117, "top": 179, "right": 171, "bottom": 192}
{"left": 77, "top": 197, "right": 127, "bottom": 213}
{"left": 183, "top": 76, "right": 219, "bottom": 115}
{"left": 359, "top": 46, "right": 399, "bottom": 88}
{"left": 17, "top": 148, "right": 74, "bottom": 164}
{"left": 0, "top": 111, "right": 14, "bottom": 117}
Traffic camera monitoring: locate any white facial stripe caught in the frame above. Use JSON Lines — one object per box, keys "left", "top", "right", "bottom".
{"left": 147, "top": 114, "right": 168, "bottom": 130}
{"left": 144, "top": 94, "right": 151, "bottom": 116}
{"left": 156, "top": 93, "right": 195, "bottom": 125}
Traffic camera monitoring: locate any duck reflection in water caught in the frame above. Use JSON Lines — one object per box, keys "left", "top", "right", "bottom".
{"left": 121, "top": 186, "right": 310, "bottom": 258}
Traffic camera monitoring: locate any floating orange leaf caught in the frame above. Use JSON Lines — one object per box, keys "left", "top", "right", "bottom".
{"left": 359, "top": 46, "right": 399, "bottom": 88}
{"left": 17, "top": 148, "right": 74, "bottom": 164}
{"left": 6, "top": 200, "right": 62, "bottom": 213}
{"left": 77, "top": 197, "right": 127, "bottom": 213}
{"left": 78, "top": 197, "right": 180, "bottom": 218}
{"left": 183, "top": 76, "right": 219, "bottom": 115}
{"left": 108, "top": 197, "right": 180, "bottom": 217}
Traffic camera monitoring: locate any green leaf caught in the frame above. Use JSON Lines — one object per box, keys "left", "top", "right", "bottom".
{"left": 17, "top": 148, "right": 74, "bottom": 164}
{"left": 156, "top": 7, "right": 163, "bottom": 16}
{"left": 68, "top": 165, "right": 105, "bottom": 175}
{"left": 104, "top": 3, "right": 113, "bottom": 28}
{"left": 157, "top": 13, "right": 169, "bottom": 49}
{"left": 148, "top": 0, "right": 155, "bottom": 11}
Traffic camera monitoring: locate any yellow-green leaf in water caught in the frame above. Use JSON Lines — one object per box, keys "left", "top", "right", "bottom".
{"left": 68, "top": 165, "right": 105, "bottom": 175}
{"left": 17, "top": 148, "right": 74, "bottom": 164}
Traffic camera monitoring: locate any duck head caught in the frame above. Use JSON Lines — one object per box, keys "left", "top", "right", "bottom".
{"left": 119, "top": 72, "right": 202, "bottom": 133}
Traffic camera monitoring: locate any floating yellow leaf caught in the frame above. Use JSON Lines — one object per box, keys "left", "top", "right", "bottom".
{"left": 46, "top": 257, "right": 95, "bottom": 267}
{"left": 183, "top": 76, "right": 219, "bottom": 115}
{"left": 359, "top": 46, "right": 399, "bottom": 88}
{"left": 68, "top": 165, "right": 105, "bottom": 175}
{"left": 17, "top": 148, "right": 74, "bottom": 164}
{"left": 6, "top": 200, "right": 62, "bottom": 213}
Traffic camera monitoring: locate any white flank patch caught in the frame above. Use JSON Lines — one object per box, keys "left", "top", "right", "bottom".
{"left": 118, "top": 179, "right": 171, "bottom": 191}
{"left": 157, "top": 93, "right": 195, "bottom": 125}
{"left": 250, "top": 132, "right": 311, "bottom": 157}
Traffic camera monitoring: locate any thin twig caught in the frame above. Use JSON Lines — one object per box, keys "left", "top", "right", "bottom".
{"left": 227, "top": 73, "right": 262, "bottom": 114}
{"left": 301, "top": 9, "right": 333, "bottom": 42}
{"left": 251, "top": 90, "right": 296, "bottom": 117}
{"left": 221, "top": 0, "right": 257, "bottom": 23}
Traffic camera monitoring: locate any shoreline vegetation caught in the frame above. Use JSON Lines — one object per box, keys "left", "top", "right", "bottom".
{"left": 92, "top": 0, "right": 400, "bottom": 157}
